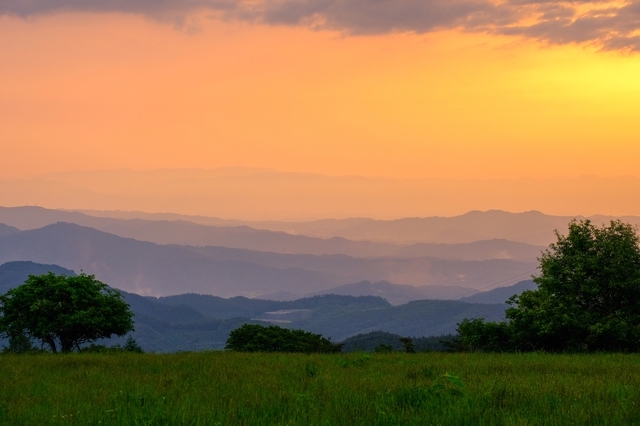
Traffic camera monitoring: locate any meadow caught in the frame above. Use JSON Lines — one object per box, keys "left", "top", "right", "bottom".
{"left": 1, "top": 351, "right": 640, "bottom": 425}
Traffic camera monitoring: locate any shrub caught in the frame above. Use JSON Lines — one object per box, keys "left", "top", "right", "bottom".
{"left": 225, "top": 324, "right": 342, "bottom": 353}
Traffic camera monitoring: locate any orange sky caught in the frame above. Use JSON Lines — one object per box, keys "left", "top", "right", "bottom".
{"left": 1, "top": 6, "right": 640, "bottom": 183}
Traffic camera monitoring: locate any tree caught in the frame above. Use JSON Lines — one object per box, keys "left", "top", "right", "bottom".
{"left": 509, "top": 219, "right": 640, "bottom": 352}
{"left": 373, "top": 343, "right": 393, "bottom": 353}
{"left": 0, "top": 272, "right": 134, "bottom": 353}
{"left": 451, "top": 318, "right": 513, "bottom": 352}
{"left": 457, "top": 220, "right": 640, "bottom": 352}
{"left": 399, "top": 337, "right": 415, "bottom": 353}
{"left": 1, "top": 333, "right": 38, "bottom": 354}
{"left": 225, "top": 324, "right": 343, "bottom": 353}
{"left": 80, "top": 336, "right": 144, "bottom": 354}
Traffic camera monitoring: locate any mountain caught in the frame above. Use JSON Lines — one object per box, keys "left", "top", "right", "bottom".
{"left": 121, "top": 291, "right": 210, "bottom": 324}
{"left": 0, "top": 261, "right": 76, "bottom": 294}
{"left": 0, "top": 224, "right": 19, "bottom": 237}
{"left": 3, "top": 169, "right": 640, "bottom": 221}
{"left": 0, "top": 261, "right": 505, "bottom": 352}
{"left": 95, "top": 220, "right": 401, "bottom": 257}
{"left": 153, "top": 293, "right": 390, "bottom": 320}
{"left": 0, "top": 222, "right": 537, "bottom": 297}
{"left": 340, "top": 331, "right": 455, "bottom": 352}
{"left": 9, "top": 205, "right": 638, "bottom": 248}
{"left": 0, "top": 206, "right": 402, "bottom": 257}
{"left": 0, "top": 260, "right": 229, "bottom": 352}
{"left": 250, "top": 210, "right": 589, "bottom": 245}
{"left": 123, "top": 293, "right": 505, "bottom": 351}
{"left": 70, "top": 208, "right": 246, "bottom": 227}
{"left": 395, "top": 239, "right": 544, "bottom": 261}
{"left": 0, "top": 206, "right": 544, "bottom": 260}
{"left": 0, "top": 223, "right": 340, "bottom": 297}
{"left": 0, "top": 206, "right": 112, "bottom": 231}
{"left": 459, "top": 280, "right": 538, "bottom": 304}
{"left": 116, "top": 293, "right": 393, "bottom": 352}
{"left": 290, "top": 299, "right": 506, "bottom": 341}
{"left": 63, "top": 206, "right": 640, "bottom": 246}
{"left": 177, "top": 245, "right": 537, "bottom": 291}
{"left": 308, "top": 280, "right": 478, "bottom": 305}
{"left": 10, "top": 206, "right": 640, "bottom": 268}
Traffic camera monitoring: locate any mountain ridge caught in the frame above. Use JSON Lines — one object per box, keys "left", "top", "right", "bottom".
{"left": 307, "top": 280, "right": 479, "bottom": 305}
{"left": 4, "top": 169, "right": 640, "bottom": 221}
{"left": 4, "top": 205, "right": 636, "bottom": 247}
{"left": 0, "top": 260, "right": 507, "bottom": 352}
{"left": 459, "top": 280, "right": 538, "bottom": 304}
{"left": 0, "top": 223, "right": 536, "bottom": 297}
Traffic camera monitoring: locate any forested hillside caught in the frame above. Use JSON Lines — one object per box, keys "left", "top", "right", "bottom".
{"left": 0, "top": 261, "right": 509, "bottom": 352}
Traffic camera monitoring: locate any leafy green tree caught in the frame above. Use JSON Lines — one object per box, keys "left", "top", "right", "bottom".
{"left": 399, "top": 337, "right": 415, "bottom": 353}
{"left": 123, "top": 336, "right": 144, "bottom": 353}
{"left": 0, "top": 272, "right": 134, "bottom": 353}
{"left": 508, "top": 219, "right": 640, "bottom": 352}
{"left": 1, "top": 333, "right": 37, "bottom": 354}
{"left": 373, "top": 343, "right": 393, "bottom": 353}
{"left": 457, "top": 220, "right": 640, "bottom": 352}
{"left": 452, "top": 318, "right": 513, "bottom": 352}
{"left": 225, "top": 324, "right": 342, "bottom": 353}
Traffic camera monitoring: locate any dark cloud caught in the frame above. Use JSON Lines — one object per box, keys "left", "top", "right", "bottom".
{"left": 0, "top": 0, "right": 234, "bottom": 17}
{"left": 497, "top": 1, "right": 640, "bottom": 51}
{"left": 0, "top": 0, "right": 235, "bottom": 27}
{"left": 2, "top": 0, "right": 640, "bottom": 51}
{"left": 256, "top": 0, "right": 504, "bottom": 34}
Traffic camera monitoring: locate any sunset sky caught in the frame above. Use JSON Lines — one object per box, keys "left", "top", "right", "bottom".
{"left": 2, "top": 1, "right": 640, "bottom": 188}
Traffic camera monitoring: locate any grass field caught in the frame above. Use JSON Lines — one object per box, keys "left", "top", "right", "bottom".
{"left": 1, "top": 352, "right": 640, "bottom": 425}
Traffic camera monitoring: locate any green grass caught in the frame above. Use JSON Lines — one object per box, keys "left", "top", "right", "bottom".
{"left": 1, "top": 352, "right": 640, "bottom": 425}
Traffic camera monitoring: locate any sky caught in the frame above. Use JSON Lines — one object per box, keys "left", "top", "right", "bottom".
{"left": 1, "top": 1, "right": 640, "bottom": 201}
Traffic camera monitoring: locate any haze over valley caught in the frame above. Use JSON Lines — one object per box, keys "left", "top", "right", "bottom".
{"left": 0, "top": 260, "right": 522, "bottom": 351}
{"left": 1, "top": 203, "right": 636, "bottom": 302}
{"left": 2, "top": 184, "right": 637, "bottom": 351}
{"left": 0, "top": 208, "right": 540, "bottom": 298}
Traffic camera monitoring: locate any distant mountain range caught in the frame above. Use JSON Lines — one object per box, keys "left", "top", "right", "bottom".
{"left": 0, "top": 223, "right": 337, "bottom": 297}
{"left": 118, "top": 294, "right": 507, "bottom": 352}
{"left": 3, "top": 205, "right": 636, "bottom": 248}
{"left": 0, "top": 204, "right": 569, "bottom": 350}
{"left": 0, "top": 223, "right": 19, "bottom": 237}
{"left": 394, "top": 239, "right": 544, "bottom": 261}
{"left": 0, "top": 261, "right": 531, "bottom": 352}
{"left": 308, "top": 281, "right": 479, "bottom": 305}
{"left": 0, "top": 261, "right": 76, "bottom": 294}
{"left": 0, "top": 222, "right": 537, "bottom": 297}
{"left": 0, "top": 206, "right": 400, "bottom": 257}
{"left": 3, "top": 168, "right": 640, "bottom": 220}
{"left": 242, "top": 210, "right": 640, "bottom": 246}
{"left": 0, "top": 206, "right": 551, "bottom": 259}
{"left": 459, "top": 280, "right": 538, "bottom": 304}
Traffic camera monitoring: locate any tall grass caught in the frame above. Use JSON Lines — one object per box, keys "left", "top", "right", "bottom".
{"left": 1, "top": 352, "right": 640, "bottom": 425}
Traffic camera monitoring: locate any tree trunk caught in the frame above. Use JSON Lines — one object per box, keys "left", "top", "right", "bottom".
{"left": 61, "top": 338, "right": 74, "bottom": 353}
{"left": 45, "top": 336, "right": 57, "bottom": 353}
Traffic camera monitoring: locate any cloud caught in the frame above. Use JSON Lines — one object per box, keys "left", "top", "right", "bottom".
{"left": 0, "top": 0, "right": 233, "bottom": 17}
{"left": 252, "top": 0, "right": 506, "bottom": 34}
{"left": 497, "top": 1, "right": 640, "bottom": 51}
{"left": 3, "top": 0, "right": 640, "bottom": 51}
{"left": 0, "top": 0, "right": 236, "bottom": 27}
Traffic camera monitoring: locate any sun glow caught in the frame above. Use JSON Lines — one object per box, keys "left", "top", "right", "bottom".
{"left": 1, "top": 11, "right": 639, "bottom": 184}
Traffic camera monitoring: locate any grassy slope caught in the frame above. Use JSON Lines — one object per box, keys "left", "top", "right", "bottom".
{"left": 2, "top": 352, "right": 640, "bottom": 425}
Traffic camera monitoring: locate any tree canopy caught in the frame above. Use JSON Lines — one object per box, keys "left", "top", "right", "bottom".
{"left": 456, "top": 219, "right": 640, "bottom": 352}
{"left": 0, "top": 272, "right": 134, "bottom": 353}
{"left": 225, "top": 323, "right": 343, "bottom": 353}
